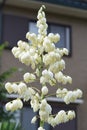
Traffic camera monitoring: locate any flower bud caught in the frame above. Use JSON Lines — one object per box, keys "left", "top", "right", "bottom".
{"left": 41, "top": 86, "right": 48, "bottom": 95}
{"left": 31, "top": 116, "right": 37, "bottom": 124}
{"left": 5, "top": 82, "right": 13, "bottom": 94}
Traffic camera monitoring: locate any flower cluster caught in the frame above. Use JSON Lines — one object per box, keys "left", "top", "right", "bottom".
{"left": 47, "top": 110, "right": 75, "bottom": 127}
{"left": 5, "top": 5, "right": 83, "bottom": 130}
{"left": 5, "top": 98, "right": 23, "bottom": 111}
{"left": 56, "top": 88, "right": 82, "bottom": 104}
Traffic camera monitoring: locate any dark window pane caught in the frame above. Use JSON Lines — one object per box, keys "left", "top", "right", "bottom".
{"left": 2, "top": 14, "right": 28, "bottom": 48}
{"left": 21, "top": 107, "right": 38, "bottom": 130}
{"left": 29, "top": 22, "right": 38, "bottom": 34}
{"left": 50, "top": 25, "right": 66, "bottom": 48}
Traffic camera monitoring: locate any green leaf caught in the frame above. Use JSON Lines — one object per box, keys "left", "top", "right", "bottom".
{"left": 0, "top": 121, "right": 22, "bottom": 130}
{"left": 0, "top": 121, "right": 9, "bottom": 130}
{"left": 9, "top": 122, "right": 16, "bottom": 130}
{"left": 0, "top": 42, "right": 9, "bottom": 56}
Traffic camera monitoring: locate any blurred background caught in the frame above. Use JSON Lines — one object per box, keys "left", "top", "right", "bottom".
{"left": 0, "top": 0, "right": 87, "bottom": 130}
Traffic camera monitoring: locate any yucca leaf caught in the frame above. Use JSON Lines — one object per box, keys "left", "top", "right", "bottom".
{"left": 0, "top": 121, "right": 22, "bottom": 130}
{"left": 0, "top": 42, "right": 9, "bottom": 56}
{"left": 0, "top": 121, "right": 9, "bottom": 130}
{"left": 9, "top": 122, "right": 16, "bottom": 130}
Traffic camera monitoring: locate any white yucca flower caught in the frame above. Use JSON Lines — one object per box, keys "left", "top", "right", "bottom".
{"left": 5, "top": 5, "right": 83, "bottom": 130}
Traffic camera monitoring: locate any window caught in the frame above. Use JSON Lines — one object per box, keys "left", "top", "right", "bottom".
{"left": 29, "top": 21, "right": 71, "bottom": 55}
{"left": 21, "top": 107, "right": 38, "bottom": 130}
{"left": 20, "top": 100, "right": 77, "bottom": 130}
{"left": 2, "top": 14, "right": 28, "bottom": 49}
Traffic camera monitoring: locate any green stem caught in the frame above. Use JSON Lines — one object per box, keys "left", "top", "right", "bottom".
{"left": 31, "top": 86, "right": 41, "bottom": 93}
{"left": 38, "top": 54, "right": 43, "bottom": 77}
{"left": 40, "top": 120, "right": 44, "bottom": 127}
{"left": 45, "top": 93, "right": 56, "bottom": 98}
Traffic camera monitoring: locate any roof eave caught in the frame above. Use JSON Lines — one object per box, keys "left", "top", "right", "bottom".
{"left": 4, "top": 0, "right": 87, "bottom": 19}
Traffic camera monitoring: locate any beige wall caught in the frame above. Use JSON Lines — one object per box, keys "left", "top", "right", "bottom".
{"left": 1, "top": 4, "right": 87, "bottom": 130}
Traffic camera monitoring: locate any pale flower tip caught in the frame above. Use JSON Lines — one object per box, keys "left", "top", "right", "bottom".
{"left": 67, "top": 76, "right": 72, "bottom": 84}
{"left": 42, "top": 5, "right": 46, "bottom": 9}
{"left": 23, "top": 72, "right": 36, "bottom": 83}
{"left": 18, "top": 98, "right": 23, "bottom": 104}
{"left": 31, "top": 116, "right": 37, "bottom": 124}
{"left": 26, "top": 32, "right": 30, "bottom": 39}
{"left": 41, "top": 86, "right": 48, "bottom": 95}
{"left": 23, "top": 72, "right": 30, "bottom": 83}
{"left": 77, "top": 89, "right": 83, "bottom": 98}
{"left": 38, "top": 126, "right": 45, "bottom": 130}
{"left": 13, "top": 99, "right": 23, "bottom": 110}
{"left": 39, "top": 5, "right": 46, "bottom": 12}
{"left": 5, "top": 102, "right": 11, "bottom": 111}
{"left": 63, "top": 48, "right": 69, "bottom": 55}
{"left": 57, "top": 33, "right": 60, "bottom": 39}
{"left": 17, "top": 40, "right": 22, "bottom": 46}
{"left": 55, "top": 33, "right": 60, "bottom": 43}
{"left": 5, "top": 82, "right": 13, "bottom": 94}
{"left": 18, "top": 82, "right": 27, "bottom": 95}
{"left": 68, "top": 111, "right": 75, "bottom": 120}
{"left": 11, "top": 47, "right": 17, "bottom": 55}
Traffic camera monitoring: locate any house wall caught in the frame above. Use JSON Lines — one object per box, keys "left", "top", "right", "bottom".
{"left": 0, "top": 3, "right": 87, "bottom": 130}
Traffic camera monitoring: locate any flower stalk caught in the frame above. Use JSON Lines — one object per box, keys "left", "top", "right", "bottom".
{"left": 40, "top": 120, "right": 44, "bottom": 127}
{"left": 5, "top": 5, "right": 83, "bottom": 130}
